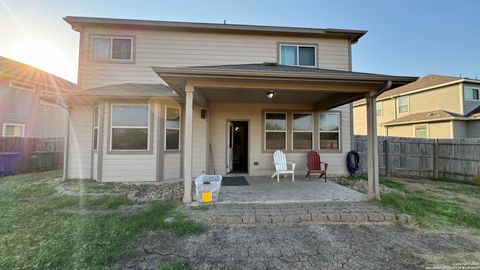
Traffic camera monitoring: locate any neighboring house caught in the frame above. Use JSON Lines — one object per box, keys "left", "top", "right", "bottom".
{"left": 63, "top": 16, "right": 416, "bottom": 202}
{"left": 0, "top": 56, "right": 75, "bottom": 138}
{"left": 353, "top": 75, "right": 480, "bottom": 138}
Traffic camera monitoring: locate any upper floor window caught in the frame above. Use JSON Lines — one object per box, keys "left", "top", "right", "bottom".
{"left": 91, "top": 36, "right": 133, "bottom": 61}
{"left": 9, "top": 80, "right": 35, "bottom": 92}
{"left": 397, "top": 96, "right": 409, "bottom": 114}
{"left": 110, "top": 104, "right": 149, "bottom": 151}
{"left": 465, "top": 87, "right": 480, "bottom": 100}
{"left": 40, "top": 90, "right": 61, "bottom": 107}
{"left": 279, "top": 44, "right": 316, "bottom": 67}
{"left": 2, "top": 123, "right": 25, "bottom": 137}
{"left": 376, "top": 101, "right": 383, "bottom": 116}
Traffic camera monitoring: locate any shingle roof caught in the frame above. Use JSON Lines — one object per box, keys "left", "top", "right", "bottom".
{"left": 183, "top": 63, "right": 417, "bottom": 82}
{"left": 354, "top": 74, "right": 461, "bottom": 106}
{"left": 383, "top": 110, "right": 466, "bottom": 126}
{"left": 70, "top": 83, "right": 178, "bottom": 98}
{"left": 64, "top": 16, "right": 367, "bottom": 43}
{"left": 0, "top": 56, "right": 76, "bottom": 90}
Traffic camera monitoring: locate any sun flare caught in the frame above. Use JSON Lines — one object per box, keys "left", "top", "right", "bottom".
{"left": 12, "top": 38, "right": 73, "bottom": 81}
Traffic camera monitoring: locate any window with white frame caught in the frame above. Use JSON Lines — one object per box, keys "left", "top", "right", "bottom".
{"left": 415, "top": 125, "right": 428, "bottom": 138}
{"left": 93, "top": 106, "right": 99, "bottom": 151}
{"left": 165, "top": 107, "right": 181, "bottom": 150}
{"left": 9, "top": 80, "right": 35, "bottom": 92}
{"left": 110, "top": 104, "right": 149, "bottom": 150}
{"left": 397, "top": 96, "right": 409, "bottom": 113}
{"left": 292, "top": 113, "right": 313, "bottom": 150}
{"left": 265, "top": 113, "right": 287, "bottom": 150}
{"left": 319, "top": 112, "right": 340, "bottom": 150}
{"left": 2, "top": 123, "right": 25, "bottom": 137}
{"left": 90, "top": 36, "right": 133, "bottom": 61}
{"left": 40, "top": 90, "right": 61, "bottom": 106}
{"left": 279, "top": 44, "right": 316, "bottom": 67}
{"left": 376, "top": 101, "right": 383, "bottom": 116}
{"left": 465, "top": 87, "right": 480, "bottom": 100}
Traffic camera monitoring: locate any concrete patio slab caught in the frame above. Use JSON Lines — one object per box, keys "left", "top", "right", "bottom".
{"left": 214, "top": 176, "right": 367, "bottom": 204}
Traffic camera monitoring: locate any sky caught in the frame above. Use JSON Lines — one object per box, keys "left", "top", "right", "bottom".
{"left": 0, "top": 0, "right": 479, "bottom": 83}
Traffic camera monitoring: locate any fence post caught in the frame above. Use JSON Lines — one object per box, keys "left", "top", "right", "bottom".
{"left": 384, "top": 139, "right": 390, "bottom": 177}
{"left": 433, "top": 139, "right": 439, "bottom": 179}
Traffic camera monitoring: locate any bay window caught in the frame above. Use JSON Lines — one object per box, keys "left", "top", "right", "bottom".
{"left": 110, "top": 104, "right": 149, "bottom": 150}
{"left": 165, "top": 107, "right": 181, "bottom": 150}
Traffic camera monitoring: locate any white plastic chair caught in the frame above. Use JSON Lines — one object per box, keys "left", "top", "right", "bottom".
{"left": 271, "top": 150, "right": 296, "bottom": 182}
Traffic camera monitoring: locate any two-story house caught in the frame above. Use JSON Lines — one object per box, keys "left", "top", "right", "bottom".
{"left": 63, "top": 16, "right": 416, "bottom": 202}
{"left": 0, "top": 56, "right": 75, "bottom": 138}
{"left": 354, "top": 75, "right": 480, "bottom": 139}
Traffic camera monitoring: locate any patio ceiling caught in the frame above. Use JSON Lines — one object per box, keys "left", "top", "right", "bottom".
{"left": 153, "top": 63, "right": 418, "bottom": 111}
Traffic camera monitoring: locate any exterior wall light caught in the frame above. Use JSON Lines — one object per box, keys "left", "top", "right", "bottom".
{"left": 266, "top": 91, "right": 275, "bottom": 99}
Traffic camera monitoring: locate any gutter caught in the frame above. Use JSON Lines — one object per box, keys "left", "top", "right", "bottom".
{"left": 63, "top": 109, "right": 70, "bottom": 180}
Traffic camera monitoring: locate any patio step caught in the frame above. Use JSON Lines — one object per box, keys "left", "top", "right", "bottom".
{"left": 187, "top": 202, "right": 412, "bottom": 225}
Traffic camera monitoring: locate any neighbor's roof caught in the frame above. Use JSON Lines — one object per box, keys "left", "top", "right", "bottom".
{"left": 383, "top": 110, "right": 471, "bottom": 126}
{"left": 70, "top": 83, "right": 178, "bottom": 98}
{"left": 154, "top": 63, "right": 418, "bottom": 84}
{"left": 354, "top": 75, "right": 463, "bottom": 106}
{"left": 0, "top": 56, "right": 76, "bottom": 90}
{"left": 63, "top": 16, "right": 367, "bottom": 43}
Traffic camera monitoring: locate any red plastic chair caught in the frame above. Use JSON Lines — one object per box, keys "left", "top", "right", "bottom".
{"left": 306, "top": 151, "right": 328, "bottom": 182}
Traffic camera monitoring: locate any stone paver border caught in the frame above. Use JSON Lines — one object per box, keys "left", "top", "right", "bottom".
{"left": 185, "top": 201, "right": 411, "bottom": 225}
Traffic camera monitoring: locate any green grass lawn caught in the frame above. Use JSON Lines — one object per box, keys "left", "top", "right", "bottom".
{"left": 0, "top": 171, "right": 205, "bottom": 270}
{"left": 378, "top": 177, "right": 480, "bottom": 229}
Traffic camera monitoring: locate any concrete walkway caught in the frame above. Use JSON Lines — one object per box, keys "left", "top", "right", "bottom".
{"left": 216, "top": 176, "right": 367, "bottom": 204}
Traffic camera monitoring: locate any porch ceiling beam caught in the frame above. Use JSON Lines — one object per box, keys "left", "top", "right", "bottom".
{"left": 186, "top": 79, "right": 377, "bottom": 93}
{"left": 314, "top": 93, "right": 366, "bottom": 111}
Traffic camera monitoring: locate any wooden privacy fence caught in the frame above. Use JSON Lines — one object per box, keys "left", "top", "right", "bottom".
{"left": 354, "top": 135, "right": 480, "bottom": 181}
{"left": 0, "top": 137, "right": 64, "bottom": 173}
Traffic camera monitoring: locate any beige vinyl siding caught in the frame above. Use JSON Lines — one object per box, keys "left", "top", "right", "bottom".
{"left": 208, "top": 102, "right": 351, "bottom": 176}
{"left": 92, "top": 153, "right": 98, "bottom": 180}
{"left": 353, "top": 98, "right": 396, "bottom": 136}
{"left": 78, "top": 28, "right": 350, "bottom": 89}
{"left": 192, "top": 105, "right": 208, "bottom": 176}
{"left": 463, "top": 83, "right": 480, "bottom": 114}
{"left": 0, "top": 80, "right": 67, "bottom": 138}
{"left": 386, "top": 121, "right": 453, "bottom": 139}
{"left": 353, "top": 105, "right": 367, "bottom": 135}
{"left": 466, "top": 121, "right": 480, "bottom": 138}
{"left": 452, "top": 121, "right": 468, "bottom": 138}
{"left": 428, "top": 122, "right": 452, "bottom": 138}
{"left": 407, "top": 84, "right": 462, "bottom": 114}
{"left": 386, "top": 125, "right": 413, "bottom": 138}
{"left": 67, "top": 104, "right": 92, "bottom": 179}
{"left": 164, "top": 153, "right": 181, "bottom": 180}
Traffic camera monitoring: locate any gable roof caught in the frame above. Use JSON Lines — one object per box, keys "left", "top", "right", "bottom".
{"left": 383, "top": 109, "right": 470, "bottom": 126}
{"left": 353, "top": 75, "right": 462, "bottom": 106}
{"left": 64, "top": 16, "right": 367, "bottom": 43}
{"left": 0, "top": 56, "right": 76, "bottom": 90}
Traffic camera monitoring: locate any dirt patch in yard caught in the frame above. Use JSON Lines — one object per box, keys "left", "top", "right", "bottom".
{"left": 111, "top": 224, "right": 480, "bottom": 270}
{"left": 329, "top": 176, "right": 396, "bottom": 194}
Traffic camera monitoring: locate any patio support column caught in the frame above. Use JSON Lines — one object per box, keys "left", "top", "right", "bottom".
{"left": 366, "top": 95, "right": 380, "bottom": 200}
{"left": 183, "top": 85, "right": 194, "bottom": 203}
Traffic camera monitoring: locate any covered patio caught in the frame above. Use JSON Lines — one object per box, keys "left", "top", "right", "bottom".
{"left": 154, "top": 63, "right": 417, "bottom": 203}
